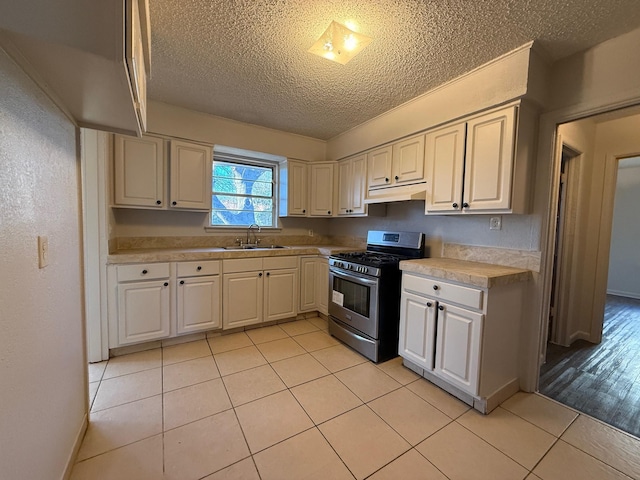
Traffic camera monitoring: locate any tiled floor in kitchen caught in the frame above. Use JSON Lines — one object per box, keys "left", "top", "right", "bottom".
{"left": 75, "top": 316, "right": 640, "bottom": 480}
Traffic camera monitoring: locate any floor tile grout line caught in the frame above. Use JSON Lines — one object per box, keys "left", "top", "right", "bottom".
{"left": 403, "top": 379, "right": 471, "bottom": 421}
{"left": 453, "top": 417, "right": 545, "bottom": 473}
{"left": 498, "top": 400, "right": 577, "bottom": 438}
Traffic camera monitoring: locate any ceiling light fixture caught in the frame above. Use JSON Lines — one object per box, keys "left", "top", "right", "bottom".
{"left": 308, "top": 21, "right": 372, "bottom": 65}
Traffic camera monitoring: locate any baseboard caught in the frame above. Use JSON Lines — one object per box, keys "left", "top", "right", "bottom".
{"left": 480, "top": 378, "right": 520, "bottom": 413}
{"left": 569, "top": 330, "right": 590, "bottom": 344}
{"left": 62, "top": 413, "right": 88, "bottom": 480}
{"left": 607, "top": 289, "right": 640, "bottom": 300}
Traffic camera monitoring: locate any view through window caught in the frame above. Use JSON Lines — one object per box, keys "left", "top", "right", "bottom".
{"left": 211, "top": 159, "right": 275, "bottom": 227}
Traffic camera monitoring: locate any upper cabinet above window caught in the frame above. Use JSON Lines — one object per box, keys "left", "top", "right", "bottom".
{"left": 0, "top": 0, "right": 151, "bottom": 136}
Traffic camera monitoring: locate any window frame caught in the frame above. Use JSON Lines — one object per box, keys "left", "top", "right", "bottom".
{"left": 208, "top": 152, "right": 280, "bottom": 230}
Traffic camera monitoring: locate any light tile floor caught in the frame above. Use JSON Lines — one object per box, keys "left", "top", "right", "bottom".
{"left": 78, "top": 317, "right": 640, "bottom": 480}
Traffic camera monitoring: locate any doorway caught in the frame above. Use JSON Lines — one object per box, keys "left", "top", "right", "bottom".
{"left": 539, "top": 109, "right": 640, "bottom": 439}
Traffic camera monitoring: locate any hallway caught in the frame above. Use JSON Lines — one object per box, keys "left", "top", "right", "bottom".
{"left": 539, "top": 295, "right": 640, "bottom": 439}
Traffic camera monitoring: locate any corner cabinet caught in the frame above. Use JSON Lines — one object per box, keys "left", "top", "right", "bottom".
{"left": 337, "top": 154, "right": 367, "bottom": 216}
{"left": 113, "top": 134, "right": 212, "bottom": 212}
{"left": 299, "top": 256, "right": 329, "bottom": 315}
{"left": 425, "top": 102, "right": 536, "bottom": 215}
{"left": 399, "top": 267, "right": 528, "bottom": 413}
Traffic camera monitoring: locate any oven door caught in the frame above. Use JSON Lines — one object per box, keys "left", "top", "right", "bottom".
{"left": 329, "top": 267, "right": 379, "bottom": 338}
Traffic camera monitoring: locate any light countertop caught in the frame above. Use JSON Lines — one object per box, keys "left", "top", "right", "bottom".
{"left": 400, "top": 257, "right": 532, "bottom": 288}
{"left": 108, "top": 245, "right": 358, "bottom": 264}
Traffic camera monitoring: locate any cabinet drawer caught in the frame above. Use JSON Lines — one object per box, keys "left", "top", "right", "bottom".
{"left": 402, "top": 274, "right": 483, "bottom": 310}
{"left": 117, "top": 263, "right": 170, "bottom": 282}
{"left": 177, "top": 260, "right": 220, "bottom": 277}
{"left": 263, "top": 256, "right": 298, "bottom": 270}
{"left": 223, "top": 257, "right": 263, "bottom": 274}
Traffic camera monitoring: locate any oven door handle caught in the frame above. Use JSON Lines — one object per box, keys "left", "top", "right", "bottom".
{"left": 330, "top": 268, "right": 378, "bottom": 286}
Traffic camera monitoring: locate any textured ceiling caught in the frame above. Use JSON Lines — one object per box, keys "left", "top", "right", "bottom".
{"left": 148, "top": 0, "right": 640, "bottom": 140}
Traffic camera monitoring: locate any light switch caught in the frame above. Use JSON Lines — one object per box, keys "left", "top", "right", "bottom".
{"left": 38, "top": 236, "right": 49, "bottom": 268}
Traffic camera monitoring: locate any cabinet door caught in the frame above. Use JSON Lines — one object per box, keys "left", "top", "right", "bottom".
{"left": 316, "top": 258, "right": 329, "bottom": 315}
{"left": 289, "top": 160, "right": 308, "bottom": 216}
{"left": 114, "top": 134, "right": 165, "bottom": 208}
{"left": 463, "top": 106, "right": 516, "bottom": 211}
{"left": 398, "top": 291, "right": 437, "bottom": 370}
{"left": 425, "top": 123, "right": 466, "bottom": 213}
{"left": 392, "top": 135, "right": 425, "bottom": 185}
{"left": 177, "top": 275, "right": 220, "bottom": 334}
{"left": 299, "top": 257, "right": 318, "bottom": 312}
{"left": 169, "top": 140, "right": 212, "bottom": 211}
{"left": 117, "top": 280, "right": 170, "bottom": 345}
{"left": 367, "top": 145, "right": 393, "bottom": 188}
{"left": 350, "top": 154, "right": 367, "bottom": 215}
{"left": 265, "top": 268, "right": 298, "bottom": 322}
{"left": 309, "top": 163, "right": 334, "bottom": 216}
{"left": 434, "top": 303, "right": 483, "bottom": 395}
{"left": 337, "top": 160, "right": 352, "bottom": 215}
{"left": 223, "top": 272, "right": 263, "bottom": 329}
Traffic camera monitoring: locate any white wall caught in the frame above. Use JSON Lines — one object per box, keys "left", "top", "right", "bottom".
{"left": 0, "top": 47, "right": 86, "bottom": 479}
{"left": 148, "top": 101, "right": 327, "bottom": 162}
{"left": 607, "top": 158, "right": 640, "bottom": 298}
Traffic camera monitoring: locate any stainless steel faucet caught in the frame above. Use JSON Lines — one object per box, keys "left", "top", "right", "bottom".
{"left": 247, "top": 224, "right": 261, "bottom": 245}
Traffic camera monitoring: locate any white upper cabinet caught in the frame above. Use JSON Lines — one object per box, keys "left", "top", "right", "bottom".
{"left": 424, "top": 123, "right": 466, "bottom": 212}
{"left": 0, "top": 0, "right": 151, "bottom": 136}
{"left": 337, "top": 154, "right": 367, "bottom": 216}
{"left": 114, "top": 134, "right": 165, "bottom": 208}
{"left": 114, "top": 134, "right": 212, "bottom": 212}
{"left": 279, "top": 159, "right": 308, "bottom": 217}
{"left": 367, "top": 135, "right": 426, "bottom": 192}
{"left": 309, "top": 163, "right": 335, "bottom": 217}
{"left": 169, "top": 140, "right": 212, "bottom": 211}
{"left": 367, "top": 146, "right": 393, "bottom": 189}
{"left": 463, "top": 108, "right": 516, "bottom": 211}
{"left": 391, "top": 135, "right": 425, "bottom": 185}
{"left": 425, "top": 103, "right": 533, "bottom": 215}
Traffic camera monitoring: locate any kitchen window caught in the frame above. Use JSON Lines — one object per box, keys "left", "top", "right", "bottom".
{"left": 211, "top": 156, "right": 276, "bottom": 227}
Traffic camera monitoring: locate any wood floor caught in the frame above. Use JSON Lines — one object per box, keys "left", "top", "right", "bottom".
{"left": 539, "top": 294, "right": 640, "bottom": 439}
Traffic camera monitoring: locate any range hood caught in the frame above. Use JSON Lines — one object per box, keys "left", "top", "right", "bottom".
{"left": 364, "top": 183, "right": 427, "bottom": 204}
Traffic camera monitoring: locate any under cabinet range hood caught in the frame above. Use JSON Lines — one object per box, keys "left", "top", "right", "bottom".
{"left": 364, "top": 183, "right": 427, "bottom": 204}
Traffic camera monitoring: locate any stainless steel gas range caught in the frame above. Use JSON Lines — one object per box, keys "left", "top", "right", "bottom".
{"left": 328, "top": 230, "right": 426, "bottom": 363}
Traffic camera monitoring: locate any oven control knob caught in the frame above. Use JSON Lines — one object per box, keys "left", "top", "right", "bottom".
{"left": 361, "top": 266, "right": 368, "bottom": 274}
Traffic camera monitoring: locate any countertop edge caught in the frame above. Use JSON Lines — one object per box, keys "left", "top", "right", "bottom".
{"left": 400, "top": 258, "right": 532, "bottom": 288}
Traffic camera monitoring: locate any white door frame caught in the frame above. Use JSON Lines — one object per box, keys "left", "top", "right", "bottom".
{"left": 81, "top": 128, "right": 110, "bottom": 362}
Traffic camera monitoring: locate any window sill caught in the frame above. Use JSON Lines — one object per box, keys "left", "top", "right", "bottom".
{"left": 204, "top": 226, "right": 283, "bottom": 234}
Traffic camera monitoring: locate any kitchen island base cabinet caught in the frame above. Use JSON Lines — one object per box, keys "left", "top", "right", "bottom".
{"left": 399, "top": 270, "right": 525, "bottom": 413}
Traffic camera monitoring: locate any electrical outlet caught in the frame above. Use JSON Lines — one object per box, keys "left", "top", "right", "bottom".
{"left": 38, "top": 236, "right": 49, "bottom": 268}
{"left": 308, "top": 229, "right": 314, "bottom": 237}
{"left": 489, "top": 216, "right": 502, "bottom": 231}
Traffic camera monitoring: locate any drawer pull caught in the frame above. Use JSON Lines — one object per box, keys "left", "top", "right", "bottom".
{"left": 258, "top": 272, "right": 263, "bottom": 277}
{"left": 163, "top": 282, "right": 169, "bottom": 287}
{"left": 197, "top": 266, "right": 202, "bottom": 271}
{"left": 438, "top": 305, "right": 444, "bottom": 311}
{"left": 433, "top": 285, "right": 439, "bottom": 291}
{"left": 427, "top": 302, "right": 433, "bottom": 307}
{"left": 142, "top": 269, "right": 148, "bottom": 275}
{"left": 179, "top": 280, "right": 185, "bottom": 285}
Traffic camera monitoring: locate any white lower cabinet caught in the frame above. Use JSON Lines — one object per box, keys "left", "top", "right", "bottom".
{"left": 223, "top": 256, "right": 298, "bottom": 329}
{"left": 434, "top": 302, "right": 483, "bottom": 395}
{"left": 176, "top": 260, "right": 221, "bottom": 334}
{"left": 299, "top": 256, "right": 329, "bottom": 315}
{"left": 113, "top": 263, "right": 172, "bottom": 346}
{"left": 399, "top": 270, "right": 523, "bottom": 413}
